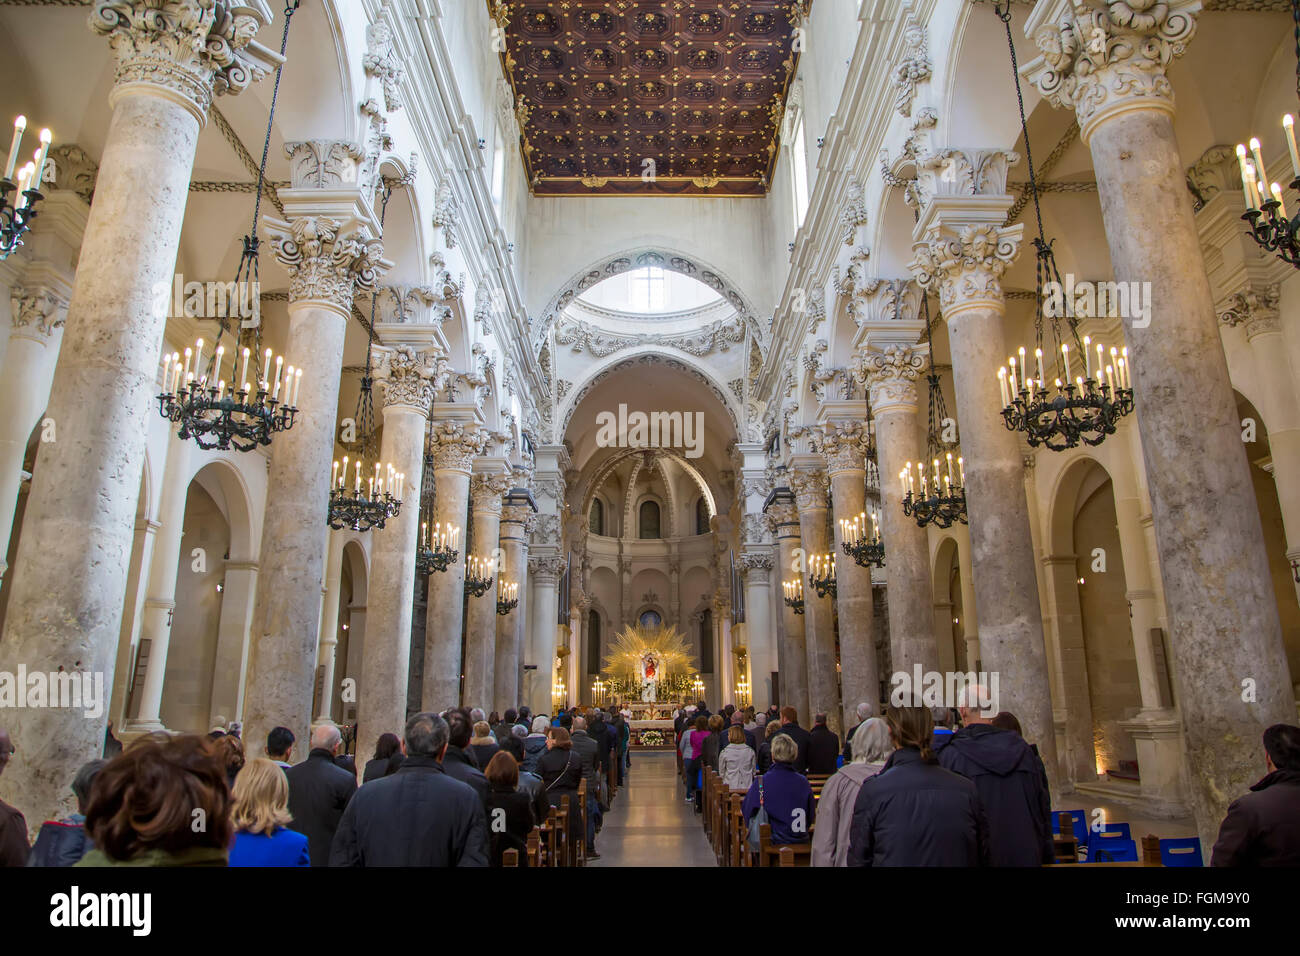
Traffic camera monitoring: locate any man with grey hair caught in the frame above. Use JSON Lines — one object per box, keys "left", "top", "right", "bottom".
{"left": 842, "top": 701, "right": 875, "bottom": 763}
{"left": 330, "top": 712, "right": 488, "bottom": 866}
{"left": 936, "top": 685, "right": 1052, "bottom": 866}
{"left": 286, "top": 722, "right": 357, "bottom": 867}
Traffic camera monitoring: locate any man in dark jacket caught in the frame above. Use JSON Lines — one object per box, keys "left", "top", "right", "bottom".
{"left": 848, "top": 745, "right": 991, "bottom": 866}
{"left": 285, "top": 723, "right": 358, "bottom": 867}
{"left": 571, "top": 717, "right": 602, "bottom": 856}
{"left": 935, "top": 695, "right": 1052, "bottom": 867}
{"left": 0, "top": 728, "right": 29, "bottom": 867}
{"left": 26, "top": 758, "right": 105, "bottom": 867}
{"left": 778, "top": 706, "right": 811, "bottom": 774}
{"left": 1211, "top": 723, "right": 1300, "bottom": 866}
{"left": 330, "top": 712, "right": 488, "bottom": 866}
{"left": 442, "top": 709, "right": 489, "bottom": 805}
{"left": 807, "top": 714, "right": 840, "bottom": 775}
{"left": 494, "top": 709, "right": 518, "bottom": 745}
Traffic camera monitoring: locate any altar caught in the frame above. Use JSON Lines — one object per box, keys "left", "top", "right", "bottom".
{"left": 625, "top": 704, "right": 676, "bottom": 750}
{"left": 600, "top": 624, "right": 697, "bottom": 749}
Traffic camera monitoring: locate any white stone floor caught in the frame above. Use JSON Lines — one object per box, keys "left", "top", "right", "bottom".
{"left": 586, "top": 750, "right": 718, "bottom": 868}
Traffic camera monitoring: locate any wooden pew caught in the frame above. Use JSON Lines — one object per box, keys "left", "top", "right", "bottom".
{"left": 543, "top": 807, "right": 558, "bottom": 867}
{"left": 527, "top": 828, "right": 541, "bottom": 867}
{"left": 557, "top": 795, "right": 572, "bottom": 866}
{"left": 757, "top": 822, "right": 812, "bottom": 867}
{"left": 503, "top": 848, "right": 519, "bottom": 867}
{"left": 577, "top": 779, "right": 588, "bottom": 866}
{"left": 728, "top": 791, "right": 749, "bottom": 867}
{"left": 1052, "top": 811, "right": 1080, "bottom": 863}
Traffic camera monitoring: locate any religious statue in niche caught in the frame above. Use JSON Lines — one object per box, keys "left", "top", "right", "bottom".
{"left": 640, "top": 651, "right": 659, "bottom": 702}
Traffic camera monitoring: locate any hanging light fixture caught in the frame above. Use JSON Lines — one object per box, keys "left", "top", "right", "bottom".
{"left": 782, "top": 576, "right": 805, "bottom": 615}
{"left": 414, "top": 418, "right": 461, "bottom": 574}
{"left": 807, "top": 551, "right": 837, "bottom": 598}
{"left": 327, "top": 186, "right": 402, "bottom": 531}
{"left": 992, "top": 1, "right": 1133, "bottom": 452}
{"left": 464, "top": 555, "right": 495, "bottom": 597}
{"left": 900, "top": 296, "right": 968, "bottom": 528}
{"left": 157, "top": 2, "right": 303, "bottom": 451}
{"left": 496, "top": 580, "right": 519, "bottom": 615}
{"left": 1, "top": 115, "right": 52, "bottom": 260}
{"left": 1237, "top": 0, "right": 1300, "bottom": 268}
{"left": 840, "top": 508, "right": 886, "bottom": 568}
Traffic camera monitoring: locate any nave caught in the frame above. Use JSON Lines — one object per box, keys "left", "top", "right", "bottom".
{"left": 587, "top": 751, "right": 716, "bottom": 869}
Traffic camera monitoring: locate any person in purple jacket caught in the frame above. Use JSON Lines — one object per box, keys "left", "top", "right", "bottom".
{"left": 742, "top": 734, "right": 816, "bottom": 844}
{"left": 229, "top": 758, "right": 311, "bottom": 867}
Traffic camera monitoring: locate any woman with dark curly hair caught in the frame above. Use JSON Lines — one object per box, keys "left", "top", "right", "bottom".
{"left": 75, "top": 734, "right": 233, "bottom": 867}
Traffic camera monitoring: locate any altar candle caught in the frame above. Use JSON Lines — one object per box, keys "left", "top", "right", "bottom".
{"left": 3, "top": 115, "right": 24, "bottom": 181}
{"left": 1279, "top": 115, "right": 1300, "bottom": 178}
{"left": 33, "top": 129, "right": 51, "bottom": 189}
{"left": 1250, "top": 138, "right": 1269, "bottom": 194}
{"left": 1272, "top": 182, "right": 1288, "bottom": 218}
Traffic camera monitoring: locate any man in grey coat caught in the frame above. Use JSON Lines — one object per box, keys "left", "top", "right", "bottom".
{"left": 571, "top": 717, "right": 602, "bottom": 858}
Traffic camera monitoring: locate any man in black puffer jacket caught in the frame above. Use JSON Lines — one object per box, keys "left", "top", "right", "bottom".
{"left": 935, "top": 692, "right": 1053, "bottom": 867}
{"left": 1211, "top": 723, "right": 1300, "bottom": 866}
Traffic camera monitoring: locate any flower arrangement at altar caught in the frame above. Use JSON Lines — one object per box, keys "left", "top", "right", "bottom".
{"left": 601, "top": 623, "right": 699, "bottom": 703}
{"left": 639, "top": 729, "right": 665, "bottom": 747}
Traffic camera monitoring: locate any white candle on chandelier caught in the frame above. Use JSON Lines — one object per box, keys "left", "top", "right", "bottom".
{"left": 32, "top": 129, "right": 51, "bottom": 189}
{"left": 214, "top": 345, "right": 225, "bottom": 385}
{"left": 1095, "top": 343, "right": 1105, "bottom": 385}
{"left": 1121, "top": 346, "right": 1131, "bottom": 389}
{"left": 1237, "top": 144, "right": 1255, "bottom": 209}
{"left": 194, "top": 339, "right": 205, "bottom": 384}
{"left": 1060, "top": 343, "right": 1070, "bottom": 382}
{"left": 958, "top": 457, "right": 965, "bottom": 486}
{"left": 14, "top": 162, "right": 31, "bottom": 197}
{"left": 1035, "top": 347, "right": 1046, "bottom": 387}
{"left": 170, "top": 359, "right": 181, "bottom": 395}
{"left": 240, "top": 347, "right": 250, "bottom": 393}
{"left": 998, "top": 367, "right": 1009, "bottom": 407}
{"left": 3, "top": 115, "right": 25, "bottom": 181}
{"left": 1244, "top": 160, "right": 1262, "bottom": 210}
{"left": 292, "top": 368, "right": 303, "bottom": 407}
{"left": 1284, "top": 115, "right": 1300, "bottom": 178}
{"left": 263, "top": 348, "right": 273, "bottom": 391}
{"left": 273, "top": 355, "right": 283, "bottom": 400}
{"left": 159, "top": 351, "right": 170, "bottom": 387}
{"left": 1018, "top": 346, "right": 1027, "bottom": 383}
{"left": 1250, "top": 137, "right": 1269, "bottom": 194}
{"left": 355, "top": 459, "right": 362, "bottom": 494}
{"left": 1008, "top": 355, "right": 1018, "bottom": 396}
{"left": 341, "top": 456, "right": 349, "bottom": 491}
{"left": 332, "top": 461, "right": 339, "bottom": 489}
{"left": 182, "top": 347, "right": 193, "bottom": 382}
{"left": 284, "top": 365, "right": 294, "bottom": 405}
{"left": 1104, "top": 364, "right": 1114, "bottom": 392}
{"left": 1272, "top": 182, "right": 1288, "bottom": 217}
{"left": 1082, "top": 336, "right": 1091, "bottom": 379}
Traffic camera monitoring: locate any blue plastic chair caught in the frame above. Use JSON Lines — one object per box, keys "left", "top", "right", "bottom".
{"left": 1091, "top": 821, "right": 1132, "bottom": 842}
{"left": 1052, "top": 810, "right": 1090, "bottom": 849}
{"left": 1087, "top": 838, "right": 1138, "bottom": 863}
{"left": 1159, "top": 837, "right": 1204, "bottom": 867}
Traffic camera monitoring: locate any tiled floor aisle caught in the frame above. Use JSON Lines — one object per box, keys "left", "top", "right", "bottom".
{"left": 587, "top": 750, "right": 718, "bottom": 867}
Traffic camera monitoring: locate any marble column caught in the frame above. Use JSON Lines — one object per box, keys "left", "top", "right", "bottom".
{"left": 790, "top": 469, "right": 842, "bottom": 737}
{"left": 422, "top": 420, "right": 486, "bottom": 710}
{"left": 739, "top": 552, "right": 776, "bottom": 711}
{"left": 818, "top": 420, "right": 882, "bottom": 727}
{"left": 244, "top": 147, "right": 386, "bottom": 753}
{"left": 121, "top": 430, "right": 191, "bottom": 734}
{"left": 766, "top": 496, "right": 809, "bottom": 719}
{"left": 462, "top": 470, "right": 512, "bottom": 710}
{"left": 0, "top": 286, "right": 66, "bottom": 586}
{"left": 1026, "top": 0, "right": 1295, "bottom": 848}
{"left": 357, "top": 346, "right": 436, "bottom": 744}
{"left": 527, "top": 553, "right": 566, "bottom": 715}
{"left": 494, "top": 501, "right": 534, "bottom": 711}
{"left": 909, "top": 146, "right": 1059, "bottom": 791}
{"left": 0, "top": 0, "right": 276, "bottom": 825}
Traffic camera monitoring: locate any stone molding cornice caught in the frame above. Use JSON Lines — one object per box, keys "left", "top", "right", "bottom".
{"left": 91, "top": 0, "right": 280, "bottom": 122}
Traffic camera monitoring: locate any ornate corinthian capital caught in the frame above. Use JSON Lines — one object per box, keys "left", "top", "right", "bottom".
{"left": 11, "top": 286, "right": 68, "bottom": 338}
{"left": 1219, "top": 285, "right": 1281, "bottom": 340}
{"left": 862, "top": 343, "right": 928, "bottom": 415}
{"left": 373, "top": 344, "right": 440, "bottom": 415}
{"left": 90, "top": 0, "right": 277, "bottom": 118}
{"left": 284, "top": 140, "right": 365, "bottom": 189}
{"left": 527, "top": 553, "right": 567, "bottom": 582}
{"left": 470, "top": 472, "right": 514, "bottom": 515}
{"left": 738, "top": 551, "right": 775, "bottom": 575}
{"left": 428, "top": 421, "right": 488, "bottom": 473}
{"left": 270, "top": 216, "right": 385, "bottom": 311}
{"left": 819, "top": 421, "right": 873, "bottom": 476}
{"left": 1024, "top": 0, "right": 1200, "bottom": 139}
{"left": 789, "top": 468, "right": 830, "bottom": 510}
{"left": 910, "top": 222, "right": 1024, "bottom": 313}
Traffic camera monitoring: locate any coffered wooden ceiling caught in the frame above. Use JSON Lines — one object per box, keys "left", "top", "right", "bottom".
{"left": 489, "top": 1, "right": 810, "bottom": 197}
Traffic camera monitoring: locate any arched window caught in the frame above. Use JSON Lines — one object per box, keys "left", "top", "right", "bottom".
{"left": 695, "top": 496, "right": 710, "bottom": 535}
{"left": 587, "top": 610, "right": 602, "bottom": 673}
{"left": 699, "top": 608, "right": 714, "bottom": 672}
{"left": 589, "top": 498, "right": 604, "bottom": 535}
{"left": 639, "top": 499, "right": 660, "bottom": 539}
{"left": 639, "top": 609, "right": 662, "bottom": 628}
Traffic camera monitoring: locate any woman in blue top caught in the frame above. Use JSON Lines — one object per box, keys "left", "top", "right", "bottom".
{"left": 228, "top": 758, "right": 311, "bottom": 867}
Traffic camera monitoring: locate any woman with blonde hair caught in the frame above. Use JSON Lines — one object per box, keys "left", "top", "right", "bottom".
{"left": 227, "top": 758, "right": 311, "bottom": 866}
{"left": 812, "top": 717, "right": 891, "bottom": 866}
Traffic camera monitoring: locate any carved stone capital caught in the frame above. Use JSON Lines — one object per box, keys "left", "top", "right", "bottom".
{"left": 528, "top": 553, "right": 567, "bottom": 582}
{"left": 765, "top": 501, "right": 799, "bottom": 533}
{"left": 1024, "top": 0, "right": 1199, "bottom": 141}
{"left": 531, "top": 514, "right": 561, "bottom": 550}
{"left": 851, "top": 277, "right": 923, "bottom": 328}
{"left": 789, "top": 468, "right": 830, "bottom": 510}
{"left": 428, "top": 421, "right": 488, "bottom": 473}
{"left": 90, "top": 0, "right": 276, "bottom": 120}
{"left": 45, "top": 145, "right": 99, "bottom": 204}
{"left": 915, "top": 148, "right": 1018, "bottom": 209}
{"left": 741, "top": 512, "right": 771, "bottom": 547}
{"left": 10, "top": 286, "right": 68, "bottom": 339}
{"left": 910, "top": 222, "right": 1023, "bottom": 314}
{"left": 861, "top": 343, "right": 928, "bottom": 415}
{"left": 819, "top": 421, "right": 874, "bottom": 476}
{"left": 501, "top": 503, "right": 535, "bottom": 528}
{"left": 1219, "top": 285, "right": 1281, "bottom": 340}
{"left": 372, "top": 344, "right": 441, "bottom": 415}
{"left": 470, "top": 471, "right": 514, "bottom": 516}
{"left": 738, "top": 551, "right": 775, "bottom": 575}
{"left": 269, "top": 215, "right": 385, "bottom": 311}
{"left": 284, "top": 140, "right": 365, "bottom": 189}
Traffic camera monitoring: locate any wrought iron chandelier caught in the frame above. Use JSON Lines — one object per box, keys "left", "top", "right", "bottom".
{"left": 807, "top": 552, "right": 837, "bottom": 599}
{"left": 1, "top": 115, "right": 51, "bottom": 260}
{"left": 414, "top": 418, "right": 460, "bottom": 574}
{"left": 993, "top": 1, "right": 1133, "bottom": 452}
{"left": 464, "top": 555, "right": 495, "bottom": 597}
{"left": 901, "top": 295, "right": 968, "bottom": 529}
{"left": 157, "top": 2, "right": 303, "bottom": 451}
{"left": 327, "top": 183, "right": 403, "bottom": 531}
{"left": 840, "top": 509, "right": 886, "bottom": 568}
{"left": 1236, "top": 0, "right": 1300, "bottom": 268}
{"left": 782, "top": 576, "right": 805, "bottom": 615}
{"left": 496, "top": 580, "right": 519, "bottom": 615}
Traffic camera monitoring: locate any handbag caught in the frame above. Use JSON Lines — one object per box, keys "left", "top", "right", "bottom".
{"left": 746, "top": 777, "right": 768, "bottom": 852}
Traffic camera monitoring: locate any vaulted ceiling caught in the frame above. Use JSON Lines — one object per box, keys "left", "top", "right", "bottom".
{"left": 490, "top": 1, "right": 809, "bottom": 197}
